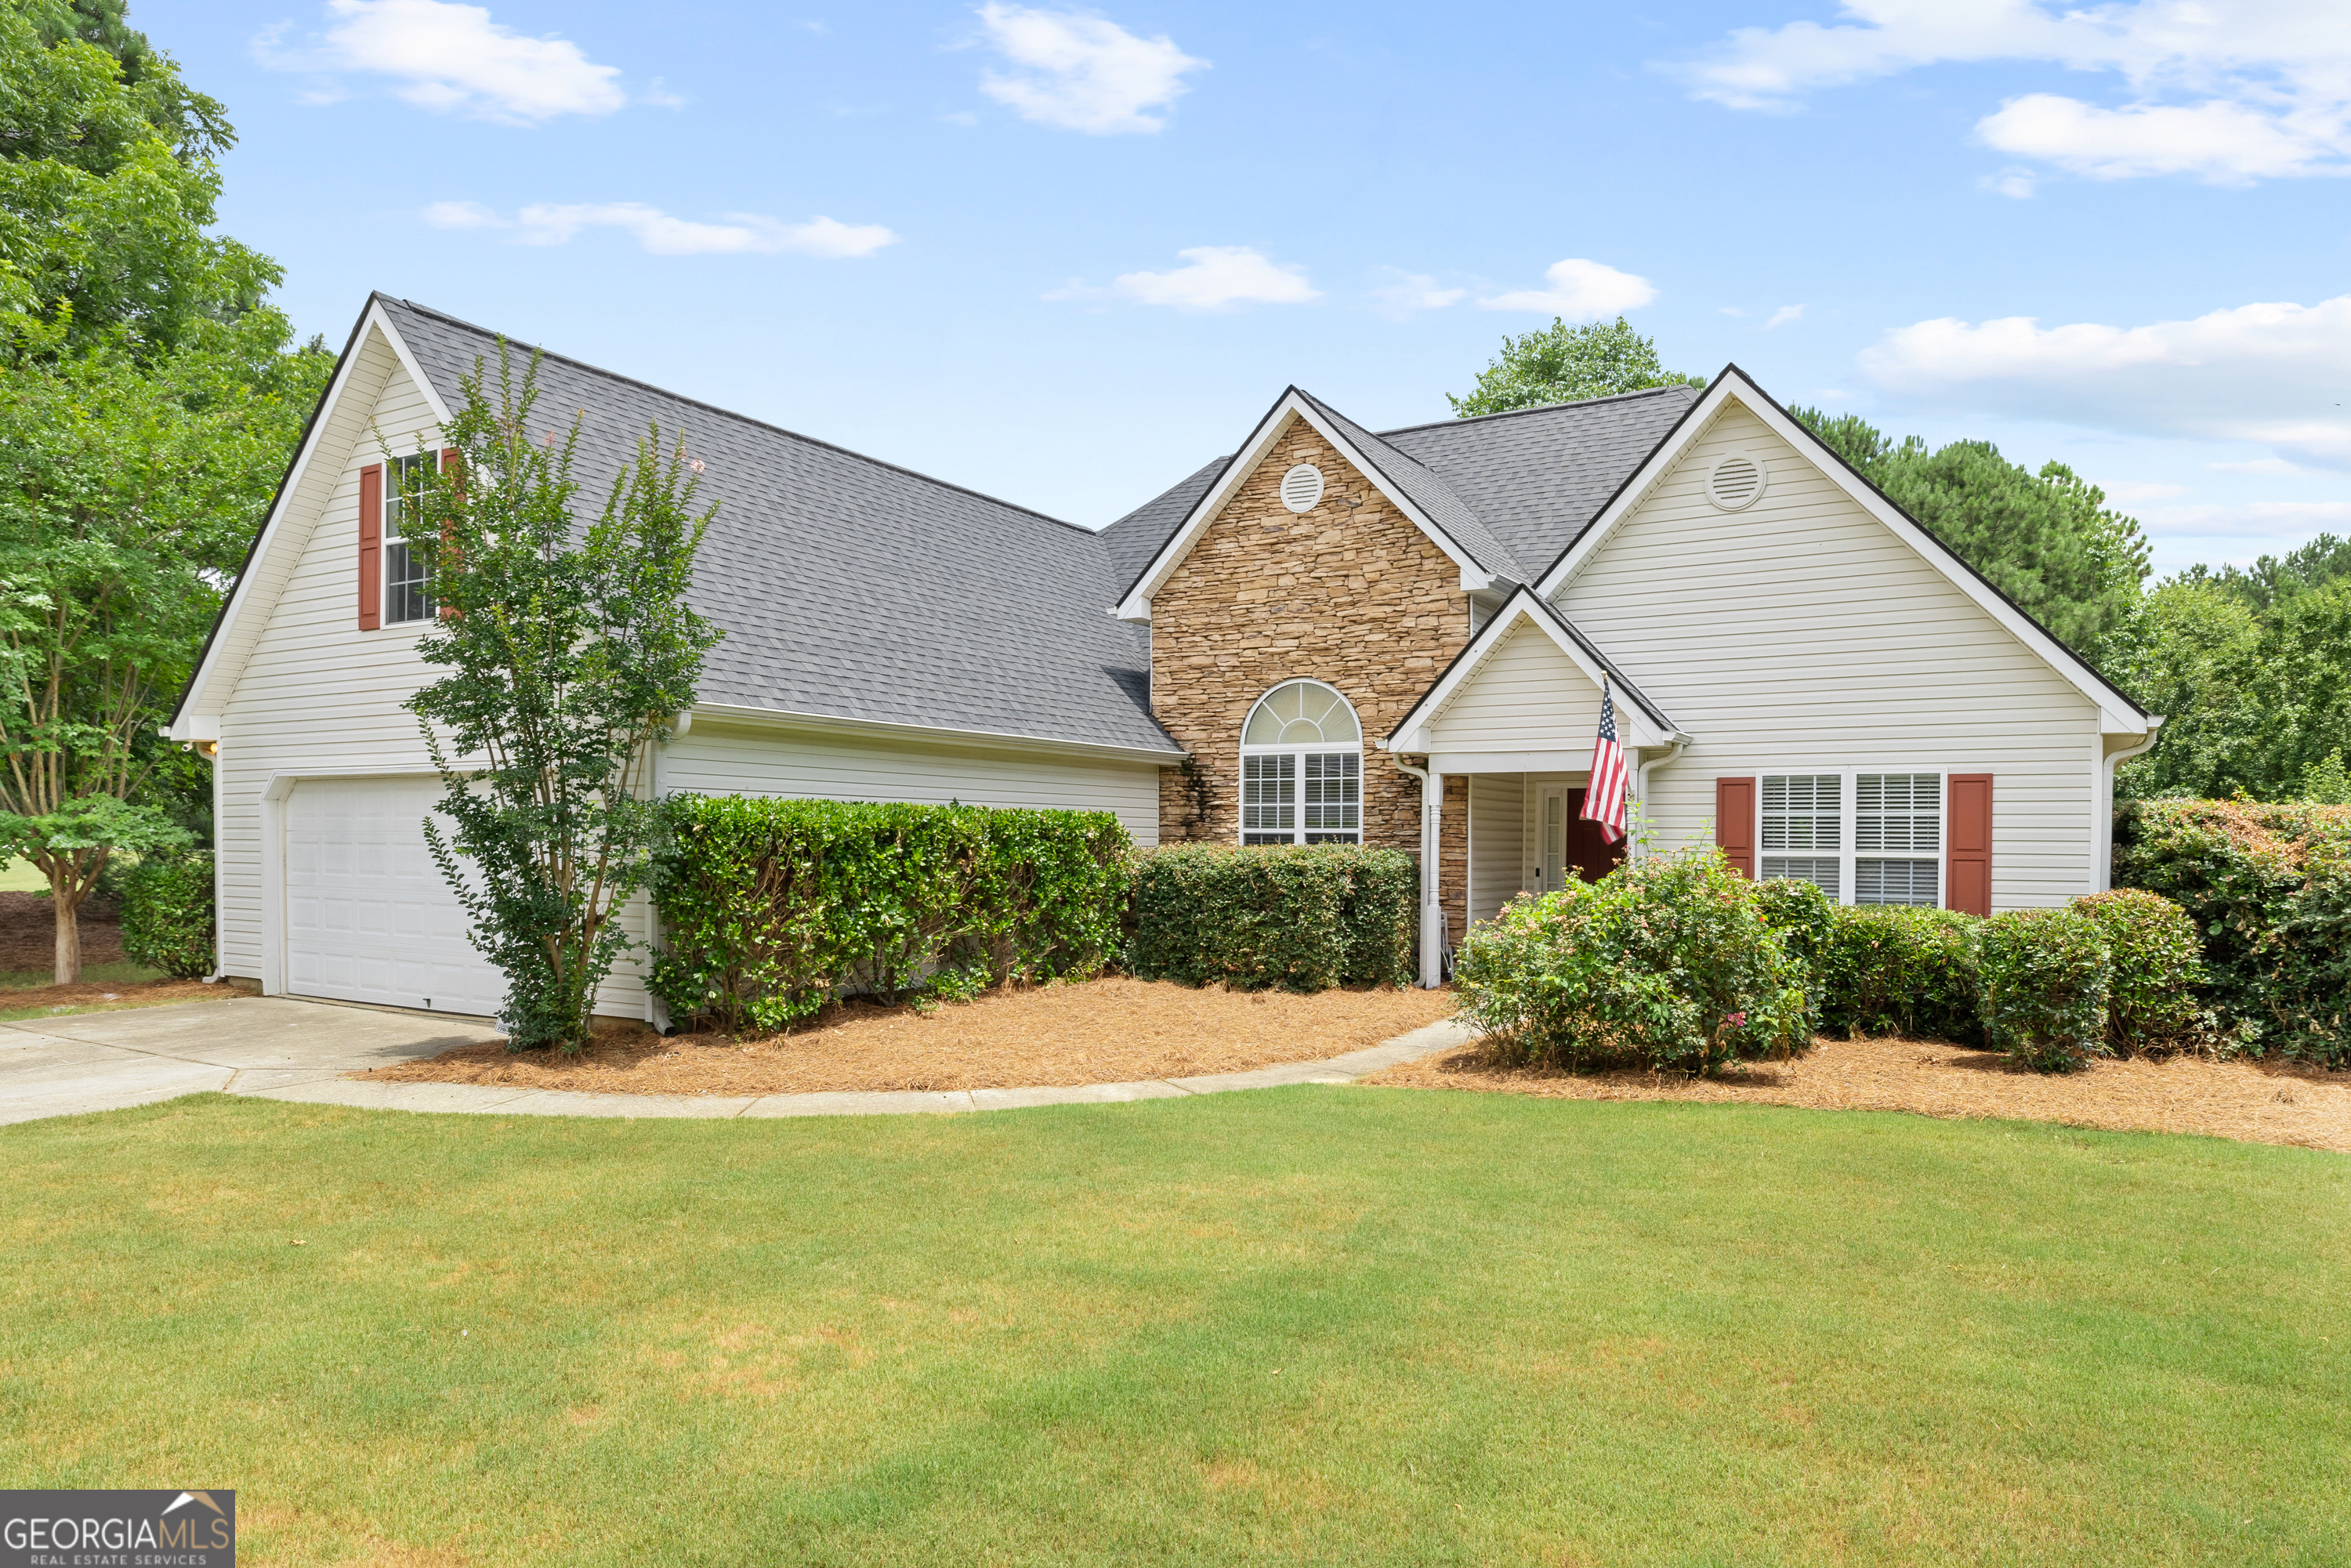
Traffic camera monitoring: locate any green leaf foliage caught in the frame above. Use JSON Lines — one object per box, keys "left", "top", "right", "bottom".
{"left": 2112, "top": 797, "right": 2351, "bottom": 1063}
{"left": 1128, "top": 843, "right": 1416, "bottom": 993}
{"left": 649, "top": 795, "right": 1133, "bottom": 1033}
{"left": 1787, "top": 407, "right": 2150, "bottom": 657}
{"left": 1447, "top": 316, "right": 1704, "bottom": 418}
{"left": 2105, "top": 576, "right": 2351, "bottom": 802}
{"left": 1817, "top": 904, "right": 1983, "bottom": 1045}
{"left": 0, "top": 2, "right": 273, "bottom": 357}
{"left": 2070, "top": 888, "right": 2224, "bottom": 1057}
{"left": 118, "top": 846, "right": 210, "bottom": 978}
{"left": 1451, "top": 848, "right": 1809, "bottom": 1074}
{"left": 403, "top": 347, "right": 722, "bottom": 1052}
{"left": 1977, "top": 907, "right": 2112, "bottom": 1073}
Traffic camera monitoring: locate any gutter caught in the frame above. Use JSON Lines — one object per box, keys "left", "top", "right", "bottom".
{"left": 684, "top": 702, "right": 1187, "bottom": 767}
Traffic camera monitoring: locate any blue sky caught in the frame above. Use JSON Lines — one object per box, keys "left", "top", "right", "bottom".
{"left": 175, "top": 1, "right": 2350, "bottom": 574}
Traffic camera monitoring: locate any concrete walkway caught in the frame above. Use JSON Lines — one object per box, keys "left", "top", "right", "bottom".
{"left": 0, "top": 995, "right": 1476, "bottom": 1125}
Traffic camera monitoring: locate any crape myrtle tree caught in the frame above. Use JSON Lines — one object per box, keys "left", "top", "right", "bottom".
{"left": 400, "top": 348, "right": 721, "bottom": 1052}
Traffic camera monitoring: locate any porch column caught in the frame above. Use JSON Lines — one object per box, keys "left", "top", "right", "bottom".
{"left": 1420, "top": 768, "right": 1446, "bottom": 987}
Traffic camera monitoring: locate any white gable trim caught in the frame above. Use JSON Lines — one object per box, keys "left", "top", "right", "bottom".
{"left": 1383, "top": 586, "right": 1680, "bottom": 755}
{"left": 1533, "top": 367, "right": 2154, "bottom": 737}
{"left": 168, "top": 299, "right": 452, "bottom": 739}
{"left": 1113, "top": 389, "right": 1504, "bottom": 621}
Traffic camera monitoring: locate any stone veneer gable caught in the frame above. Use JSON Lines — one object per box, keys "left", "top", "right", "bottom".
{"left": 1146, "top": 415, "right": 1473, "bottom": 935}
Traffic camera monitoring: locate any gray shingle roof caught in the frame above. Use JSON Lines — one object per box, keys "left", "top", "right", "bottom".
{"left": 379, "top": 296, "right": 1178, "bottom": 757}
{"left": 1099, "top": 383, "right": 1701, "bottom": 597}
{"left": 1378, "top": 386, "right": 1701, "bottom": 583}
{"left": 1294, "top": 390, "right": 1527, "bottom": 583}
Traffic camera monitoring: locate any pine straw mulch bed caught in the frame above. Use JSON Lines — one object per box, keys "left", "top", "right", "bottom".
{"left": 1364, "top": 1034, "right": 2351, "bottom": 1154}
{"left": 360, "top": 976, "right": 1460, "bottom": 1096}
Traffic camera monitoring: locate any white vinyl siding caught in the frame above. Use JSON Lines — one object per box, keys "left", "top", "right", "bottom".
{"left": 1554, "top": 401, "right": 2101, "bottom": 908}
{"left": 208, "top": 323, "right": 1165, "bottom": 1012}
{"left": 1466, "top": 773, "right": 1524, "bottom": 925}
{"left": 657, "top": 722, "right": 1163, "bottom": 842}
{"left": 1418, "top": 618, "right": 1603, "bottom": 755}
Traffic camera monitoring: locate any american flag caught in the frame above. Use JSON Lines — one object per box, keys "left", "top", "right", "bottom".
{"left": 1582, "top": 682, "right": 1628, "bottom": 844}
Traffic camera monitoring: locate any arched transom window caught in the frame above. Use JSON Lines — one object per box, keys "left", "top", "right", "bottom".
{"left": 1240, "top": 680, "right": 1363, "bottom": 845}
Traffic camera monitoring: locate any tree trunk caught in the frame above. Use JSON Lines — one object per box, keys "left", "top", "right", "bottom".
{"left": 48, "top": 860, "right": 82, "bottom": 986}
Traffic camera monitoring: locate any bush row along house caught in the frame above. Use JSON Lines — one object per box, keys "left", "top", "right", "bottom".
{"left": 168, "top": 295, "right": 2160, "bottom": 1015}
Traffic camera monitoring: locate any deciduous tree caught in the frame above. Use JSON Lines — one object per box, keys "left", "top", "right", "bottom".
{"left": 404, "top": 349, "right": 722, "bottom": 1051}
{"left": 1448, "top": 317, "right": 1704, "bottom": 418}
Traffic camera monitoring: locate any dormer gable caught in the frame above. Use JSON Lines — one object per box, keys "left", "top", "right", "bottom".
{"left": 1113, "top": 387, "right": 1520, "bottom": 621}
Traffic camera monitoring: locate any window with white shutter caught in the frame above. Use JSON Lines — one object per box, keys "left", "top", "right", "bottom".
{"left": 1239, "top": 681, "right": 1364, "bottom": 845}
{"left": 1760, "top": 773, "right": 1841, "bottom": 895}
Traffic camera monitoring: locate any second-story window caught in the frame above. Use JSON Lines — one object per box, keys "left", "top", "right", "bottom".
{"left": 384, "top": 452, "right": 438, "bottom": 624}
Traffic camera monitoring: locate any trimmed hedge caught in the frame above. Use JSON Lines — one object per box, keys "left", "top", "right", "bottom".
{"left": 1128, "top": 843, "right": 1415, "bottom": 992}
{"left": 119, "top": 852, "right": 215, "bottom": 980}
{"left": 2071, "top": 888, "right": 2219, "bottom": 1056}
{"left": 1820, "top": 905, "right": 1983, "bottom": 1045}
{"left": 1980, "top": 907, "right": 2112, "bottom": 1073}
{"left": 648, "top": 796, "right": 1131, "bottom": 1033}
{"left": 2112, "top": 797, "right": 2351, "bottom": 1063}
{"left": 1451, "top": 848, "right": 1809, "bottom": 1074}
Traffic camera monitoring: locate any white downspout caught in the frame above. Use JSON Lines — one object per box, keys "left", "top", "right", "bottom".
{"left": 1632, "top": 739, "right": 1684, "bottom": 864}
{"left": 2096, "top": 719, "right": 2163, "bottom": 891}
{"left": 1395, "top": 757, "right": 1442, "bottom": 987}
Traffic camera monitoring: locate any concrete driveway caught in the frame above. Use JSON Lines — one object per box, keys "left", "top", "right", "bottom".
{"left": 0, "top": 996, "right": 501, "bottom": 1126}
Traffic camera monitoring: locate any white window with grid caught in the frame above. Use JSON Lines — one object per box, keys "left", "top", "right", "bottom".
{"left": 1239, "top": 681, "right": 1363, "bottom": 845}
{"left": 384, "top": 451, "right": 439, "bottom": 625}
{"left": 1757, "top": 770, "right": 1946, "bottom": 907}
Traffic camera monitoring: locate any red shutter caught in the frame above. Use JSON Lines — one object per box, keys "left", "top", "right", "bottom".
{"left": 1715, "top": 777, "right": 1756, "bottom": 878}
{"left": 1947, "top": 773, "right": 1993, "bottom": 915}
{"left": 438, "top": 448, "right": 462, "bottom": 620}
{"left": 357, "top": 462, "right": 382, "bottom": 631}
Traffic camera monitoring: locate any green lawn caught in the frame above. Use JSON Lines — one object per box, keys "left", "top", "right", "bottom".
{"left": 3, "top": 1090, "right": 2345, "bottom": 1566}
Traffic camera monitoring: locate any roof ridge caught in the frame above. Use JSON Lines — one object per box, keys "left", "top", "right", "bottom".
{"left": 378, "top": 295, "right": 1101, "bottom": 541}
{"left": 1375, "top": 382, "right": 1697, "bottom": 439}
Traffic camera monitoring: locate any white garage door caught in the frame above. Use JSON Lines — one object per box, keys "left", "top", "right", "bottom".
{"left": 284, "top": 776, "right": 506, "bottom": 1018}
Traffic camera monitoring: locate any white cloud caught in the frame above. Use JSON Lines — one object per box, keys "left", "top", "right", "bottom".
{"left": 2137, "top": 500, "right": 2351, "bottom": 538}
{"left": 1109, "top": 246, "right": 1317, "bottom": 310}
{"left": 425, "top": 201, "right": 898, "bottom": 258}
{"left": 1982, "top": 167, "right": 2038, "bottom": 198}
{"left": 2209, "top": 456, "right": 2309, "bottom": 475}
{"left": 1765, "top": 303, "right": 1807, "bottom": 329}
{"left": 1369, "top": 270, "right": 1468, "bottom": 316}
{"left": 975, "top": 4, "right": 1206, "bottom": 134}
{"left": 1859, "top": 293, "right": 2351, "bottom": 467}
{"left": 1672, "top": 1, "right": 2351, "bottom": 184}
{"left": 1478, "top": 258, "right": 1657, "bottom": 317}
{"left": 256, "top": 0, "right": 627, "bottom": 123}
{"left": 2104, "top": 480, "right": 2187, "bottom": 502}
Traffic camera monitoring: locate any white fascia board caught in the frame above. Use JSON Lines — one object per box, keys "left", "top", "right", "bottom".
{"left": 688, "top": 701, "right": 1186, "bottom": 766}
{"left": 1534, "top": 368, "right": 2154, "bottom": 737}
{"left": 1112, "top": 390, "right": 1496, "bottom": 621}
{"left": 1386, "top": 588, "right": 1675, "bottom": 754}
{"left": 170, "top": 301, "right": 452, "bottom": 738}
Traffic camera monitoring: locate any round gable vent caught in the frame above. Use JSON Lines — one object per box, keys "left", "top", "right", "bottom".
{"left": 1706, "top": 452, "right": 1767, "bottom": 511}
{"left": 1279, "top": 463, "right": 1326, "bottom": 513}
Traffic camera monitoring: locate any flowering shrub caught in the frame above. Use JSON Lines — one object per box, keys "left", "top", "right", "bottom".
{"left": 1451, "top": 848, "right": 1809, "bottom": 1074}
{"left": 1978, "top": 907, "right": 2112, "bottom": 1073}
{"left": 2113, "top": 798, "right": 2351, "bottom": 1063}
